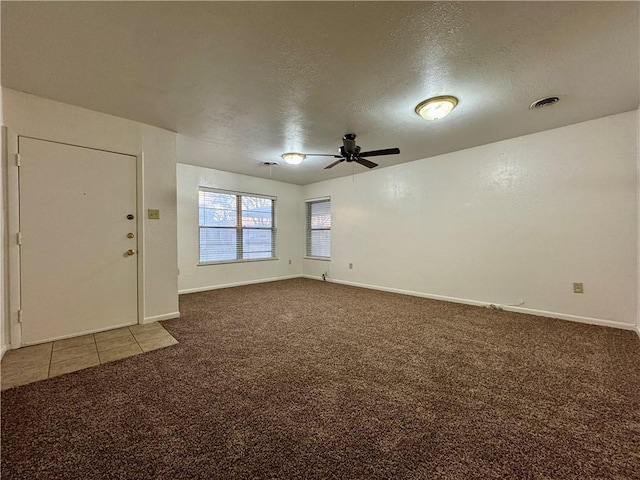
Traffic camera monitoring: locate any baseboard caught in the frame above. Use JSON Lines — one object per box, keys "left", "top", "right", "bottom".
{"left": 301, "top": 274, "right": 325, "bottom": 281}
{"left": 178, "top": 275, "right": 302, "bottom": 295}
{"left": 501, "top": 306, "right": 636, "bottom": 331}
{"left": 301, "top": 274, "right": 335, "bottom": 284}
{"left": 326, "top": 278, "right": 493, "bottom": 308}
{"left": 143, "top": 312, "right": 181, "bottom": 323}
{"left": 314, "top": 277, "right": 636, "bottom": 332}
{"left": 635, "top": 325, "right": 640, "bottom": 339}
{"left": 1, "top": 344, "right": 9, "bottom": 360}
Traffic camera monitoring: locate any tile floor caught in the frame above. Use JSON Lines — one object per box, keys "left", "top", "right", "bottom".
{"left": 1, "top": 322, "right": 177, "bottom": 391}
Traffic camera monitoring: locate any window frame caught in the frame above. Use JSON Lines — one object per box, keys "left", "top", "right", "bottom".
{"left": 198, "top": 187, "right": 277, "bottom": 266}
{"left": 305, "top": 197, "right": 331, "bottom": 260}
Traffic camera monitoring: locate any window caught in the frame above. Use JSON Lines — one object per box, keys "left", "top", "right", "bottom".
{"left": 306, "top": 198, "right": 331, "bottom": 258}
{"left": 199, "top": 188, "right": 276, "bottom": 264}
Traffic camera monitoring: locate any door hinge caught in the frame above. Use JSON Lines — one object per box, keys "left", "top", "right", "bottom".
{"left": 18, "top": 310, "right": 23, "bottom": 324}
{"left": 17, "top": 232, "right": 22, "bottom": 245}
{"left": 15, "top": 153, "right": 21, "bottom": 167}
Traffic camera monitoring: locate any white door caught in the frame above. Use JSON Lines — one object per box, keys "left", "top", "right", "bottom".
{"left": 19, "top": 137, "right": 138, "bottom": 345}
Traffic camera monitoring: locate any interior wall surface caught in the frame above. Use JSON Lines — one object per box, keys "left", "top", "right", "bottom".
{"left": 303, "top": 111, "right": 639, "bottom": 329}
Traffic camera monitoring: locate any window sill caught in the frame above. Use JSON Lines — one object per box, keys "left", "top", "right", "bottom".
{"left": 198, "top": 258, "right": 278, "bottom": 266}
{"left": 304, "top": 256, "right": 331, "bottom": 261}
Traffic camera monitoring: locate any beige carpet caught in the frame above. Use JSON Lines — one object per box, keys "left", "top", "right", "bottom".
{"left": 2, "top": 278, "right": 639, "bottom": 479}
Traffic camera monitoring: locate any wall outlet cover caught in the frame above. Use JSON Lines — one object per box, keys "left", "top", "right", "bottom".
{"left": 148, "top": 209, "right": 160, "bottom": 220}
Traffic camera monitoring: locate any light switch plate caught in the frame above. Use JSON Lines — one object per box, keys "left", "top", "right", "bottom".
{"left": 148, "top": 209, "right": 160, "bottom": 220}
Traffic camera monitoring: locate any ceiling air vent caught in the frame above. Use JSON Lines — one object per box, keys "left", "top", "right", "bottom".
{"left": 529, "top": 96, "right": 560, "bottom": 109}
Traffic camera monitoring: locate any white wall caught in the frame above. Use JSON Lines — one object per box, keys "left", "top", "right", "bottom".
{"left": 176, "top": 157, "right": 304, "bottom": 293}
{"left": 304, "top": 111, "right": 639, "bottom": 329}
{"left": 2, "top": 89, "right": 179, "bottom": 343}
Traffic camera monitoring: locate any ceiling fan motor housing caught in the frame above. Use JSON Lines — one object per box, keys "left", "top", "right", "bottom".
{"left": 342, "top": 133, "right": 360, "bottom": 160}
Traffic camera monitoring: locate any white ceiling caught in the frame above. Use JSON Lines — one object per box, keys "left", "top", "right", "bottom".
{"left": 2, "top": 1, "right": 639, "bottom": 185}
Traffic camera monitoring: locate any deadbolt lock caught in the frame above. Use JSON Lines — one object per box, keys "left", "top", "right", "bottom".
{"left": 127, "top": 233, "right": 135, "bottom": 239}
{"left": 126, "top": 249, "right": 135, "bottom": 256}
{"left": 127, "top": 214, "right": 134, "bottom": 220}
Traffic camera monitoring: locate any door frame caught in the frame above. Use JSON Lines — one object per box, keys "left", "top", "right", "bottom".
{"left": 5, "top": 128, "right": 146, "bottom": 347}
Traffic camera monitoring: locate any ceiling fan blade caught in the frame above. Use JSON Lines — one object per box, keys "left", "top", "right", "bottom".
{"left": 304, "top": 153, "right": 343, "bottom": 158}
{"left": 355, "top": 157, "right": 378, "bottom": 169}
{"left": 324, "top": 159, "right": 345, "bottom": 169}
{"left": 358, "top": 148, "right": 400, "bottom": 157}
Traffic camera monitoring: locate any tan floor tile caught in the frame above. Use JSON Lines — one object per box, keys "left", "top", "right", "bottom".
{"left": 53, "top": 334, "right": 95, "bottom": 352}
{"left": 2, "top": 343, "right": 52, "bottom": 368}
{"left": 98, "top": 343, "right": 143, "bottom": 364}
{"left": 138, "top": 333, "right": 178, "bottom": 353}
{"left": 96, "top": 333, "right": 136, "bottom": 353}
{"left": 131, "top": 327, "right": 169, "bottom": 343}
{"left": 128, "top": 322, "right": 163, "bottom": 335}
{"left": 50, "top": 343, "right": 98, "bottom": 364}
{"left": 1, "top": 361, "right": 23, "bottom": 378}
{"left": 1, "top": 355, "right": 51, "bottom": 371}
{"left": 49, "top": 352, "right": 100, "bottom": 378}
{"left": 1, "top": 364, "right": 50, "bottom": 390}
{"left": 94, "top": 327, "right": 133, "bottom": 343}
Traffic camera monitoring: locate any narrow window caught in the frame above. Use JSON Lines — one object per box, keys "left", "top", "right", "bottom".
{"left": 306, "top": 198, "right": 331, "bottom": 258}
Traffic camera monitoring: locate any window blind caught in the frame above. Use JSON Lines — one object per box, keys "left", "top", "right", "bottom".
{"left": 306, "top": 199, "right": 331, "bottom": 258}
{"left": 199, "top": 188, "right": 276, "bottom": 264}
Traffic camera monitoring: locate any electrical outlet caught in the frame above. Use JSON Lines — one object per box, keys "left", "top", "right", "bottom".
{"left": 148, "top": 209, "right": 160, "bottom": 220}
{"left": 573, "top": 282, "right": 584, "bottom": 294}
{"left": 349, "top": 263, "right": 353, "bottom": 270}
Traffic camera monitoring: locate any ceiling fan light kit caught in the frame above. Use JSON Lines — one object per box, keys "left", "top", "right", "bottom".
{"left": 281, "top": 152, "right": 306, "bottom": 165}
{"left": 415, "top": 95, "right": 459, "bottom": 121}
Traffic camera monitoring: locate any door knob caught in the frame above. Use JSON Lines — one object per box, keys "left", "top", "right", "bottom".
{"left": 127, "top": 233, "right": 135, "bottom": 239}
{"left": 126, "top": 249, "right": 135, "bottom": 256}
{"left": 127, "top": 214, "right": 134, "bottom": 220}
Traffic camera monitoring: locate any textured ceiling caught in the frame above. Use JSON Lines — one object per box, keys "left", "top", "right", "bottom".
{"left": 2, "top": 1, "right": 639, "bottom": 185}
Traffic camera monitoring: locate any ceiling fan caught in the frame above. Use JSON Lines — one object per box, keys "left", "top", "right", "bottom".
{"left": 305, "top": 133, "right": 400, "bottom": 169}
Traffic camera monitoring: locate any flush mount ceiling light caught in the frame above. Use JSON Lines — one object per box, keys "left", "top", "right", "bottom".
{"left": 415, "top": 95, "right": 458, "bottom": 121}
{"left": 281, "top": 152, "right": 306, "bottom": 165}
